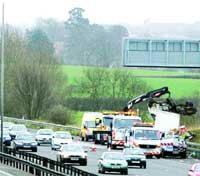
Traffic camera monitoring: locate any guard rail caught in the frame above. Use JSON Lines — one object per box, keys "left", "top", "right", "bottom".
{"left": 186, "top": 141, "right": 200, "bottom": 158}
{"left": 4, "top": 116, "right": 81, "bottom": 135}
{"left": 3, "top": 147, "right": 97, "bottom": 176}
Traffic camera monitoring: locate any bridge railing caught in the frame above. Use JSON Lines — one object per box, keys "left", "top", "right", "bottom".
{"left": 3, "top": 147, "right": 97, "bottom": 176}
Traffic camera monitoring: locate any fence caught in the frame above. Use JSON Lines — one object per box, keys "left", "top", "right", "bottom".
{"left": 3, "top": 147, "right": 97, "bottom": 176}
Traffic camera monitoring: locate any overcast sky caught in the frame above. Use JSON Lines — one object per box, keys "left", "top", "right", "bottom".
{"left": 1, "top": 0, "right": 200, "bottom": 27}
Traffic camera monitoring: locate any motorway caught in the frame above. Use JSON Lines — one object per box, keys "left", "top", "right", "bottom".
{"left": 35, "top": 140, "right": 198, "bottom": 176}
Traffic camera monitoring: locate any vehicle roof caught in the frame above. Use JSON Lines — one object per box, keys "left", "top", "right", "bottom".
{"left": 132, "top": 127, "right": 158, "bottom": 130}
{"left": 112, "top": 116, "right": 141, "bottom": 120}
{"left": 54, "top": 131, "right": 71, "bottom": 134}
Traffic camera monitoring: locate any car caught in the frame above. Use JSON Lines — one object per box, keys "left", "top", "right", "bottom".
{"left": 56, "top": 143, "right": 87, "bottom": 165}
{"left": 9, "top": 124, "right": 28, "bottom": 140}
{"left": 35, "top": 129, "right": 54, "bottom": 146}
{"left": 161, "top": 132, "right": 187, "bottom": 158}
{"left": 123, "top": 147, "right": 146, "bottom": 168}
{"left": 188, "top": 163, "right": 200, "bottom": 176}
{"left": 3, "top": 122, "right": 14, "bottom": 130}
{"left": 98, "top": 152, "right": 128, "bottom": 175}
{"left": 11, "top": 133, "right": 37, "bottom": 152}
{"left": 0, "top": 129, "right": 12, "bottom": 146}
{"left": 51, "top": 131, "right": 73, "bottom": 150}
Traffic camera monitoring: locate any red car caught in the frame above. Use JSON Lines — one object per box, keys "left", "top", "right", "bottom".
{"left": 188, "top": 163, "right": 200, "bottom": 176}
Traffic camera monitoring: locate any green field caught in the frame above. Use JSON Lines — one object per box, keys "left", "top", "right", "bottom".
{"left": 61, "top": 65, "right": 200, "bottom": 98}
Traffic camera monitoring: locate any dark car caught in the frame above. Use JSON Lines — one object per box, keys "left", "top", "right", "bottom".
{"left": 11, "top": 133, "right": 37, "bottom": 152}
{"left": 123, "top": 148, "right": 146, "bottom": 168}
{"left": 0, "top": 129, "right": 12, "bottom": 146}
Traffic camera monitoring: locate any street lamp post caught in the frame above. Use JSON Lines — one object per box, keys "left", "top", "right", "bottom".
{"left": 1, "top": 3, "right": 5, "bottom": 152}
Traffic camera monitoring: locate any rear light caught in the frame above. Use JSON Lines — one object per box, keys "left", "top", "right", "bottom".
{"left": 157, "top": 144, "right": 161, "bottom": 148}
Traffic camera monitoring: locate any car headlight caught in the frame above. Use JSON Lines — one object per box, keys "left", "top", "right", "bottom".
{"left": 31, "top": 142, "right": 37, "bottom": 145}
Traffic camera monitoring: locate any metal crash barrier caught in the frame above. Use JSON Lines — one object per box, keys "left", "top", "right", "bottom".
{"left": 2, "top": 147, "right": 97, "bottom": 176}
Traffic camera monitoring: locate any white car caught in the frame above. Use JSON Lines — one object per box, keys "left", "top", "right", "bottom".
{"left": 56, "top": 143, "right": 87, "bottom": 165}
{"left": 9, "top": 124, "right": 28, "bottom": 140}
{"left": 98, "top": 152, "right": 128, "bottom": 175}
{"left": 35, "top": 129, "right": 54, "bottom": 146}
{"left": 51, "top": 131, "right": 73, "bottom": 150}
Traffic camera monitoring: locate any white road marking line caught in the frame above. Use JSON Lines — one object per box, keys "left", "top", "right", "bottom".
{"left": 0, "top": 170, "right": 14, "bottom": 176}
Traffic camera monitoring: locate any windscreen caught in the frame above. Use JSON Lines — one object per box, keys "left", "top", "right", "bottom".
{"left": 63, "top": 144, "right": 83, "bottom": 152}
{"left": 104, "top": 153, "right": 124, "bottom": 160}
{"left": 55, "top": 132, "right": 72, "bottom": 139}
{"left": 114, "top": 118, "right": 141, "bottom": 129}
{"left": 103, "top": 116, "right": 113, "bottom": 127}
{"left": 12, "top": 125, "right": 27, "bottom": 131}
{"left": 16, "top": 135, "right": 34, "bottom": 140}
{"left": 135, "top": 129, "right": 160, "bottom": 140}
{"left": 85, "top": 121, "right": 96, "bottom": 128}
{"left": 38, "top": 129, "right": 53, "bottom": 135}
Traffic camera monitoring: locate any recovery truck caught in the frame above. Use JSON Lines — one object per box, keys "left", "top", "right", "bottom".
{"left": 123, "top": 86, "right": 197, "bottom": 158}
{"left": 93, "top": 111, "right": 142, "bottom": 147}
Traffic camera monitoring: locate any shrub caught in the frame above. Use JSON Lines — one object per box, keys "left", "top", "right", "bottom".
{"left": 47, "top": 105, "right": 71, "bottom": 125}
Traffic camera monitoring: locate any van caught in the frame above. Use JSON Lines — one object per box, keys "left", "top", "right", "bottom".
{"left": 80, "top": 112, "right": 102, "bottom": 141}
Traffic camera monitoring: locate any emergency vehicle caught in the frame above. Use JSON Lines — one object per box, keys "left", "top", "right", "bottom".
{"left": 130, "top": 123, "right": 161, "bottom": 158}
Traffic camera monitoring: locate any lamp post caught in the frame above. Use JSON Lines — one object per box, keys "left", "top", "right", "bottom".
{"left": 1, "top": 3, "right": 4, "bottom": 152}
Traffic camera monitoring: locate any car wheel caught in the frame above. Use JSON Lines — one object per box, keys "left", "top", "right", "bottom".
{"left": 32, "top": 148, "right": 37, "bottom": 152}
{"left": 180, "top": 152, "right": 186, "bottom": 159}
{"left": 156, "top": 154, "right": 161, "bottom": 159}
{"left": 143, "top": 162, "right": 146, "bottom": 169}
{"left": 37, "top": 143, "right": 40, "bottom": 146}
{"left": 111, "top": 145, "right": 116, "bottom": 149}
{"left": 101, "top": 165, "right": 105, "bottom": 174}
{"left": 121, "top": 169, "right": 128, "bottom": 175}
{"left": 80, "top": 160, "right": 87, "bottom": 166}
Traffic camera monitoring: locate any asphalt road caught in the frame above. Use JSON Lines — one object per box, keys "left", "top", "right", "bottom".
{"left": 35, "top": 141, "right": 198, "bottom": 176}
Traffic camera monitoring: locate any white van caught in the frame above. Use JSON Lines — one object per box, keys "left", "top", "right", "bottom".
{"left": 130, "top": 125, "right": 161, "bottom": 158}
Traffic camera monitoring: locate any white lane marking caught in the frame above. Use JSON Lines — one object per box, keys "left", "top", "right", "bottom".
{"left": 0, "top": 170, "right": 14, "bottom": 176}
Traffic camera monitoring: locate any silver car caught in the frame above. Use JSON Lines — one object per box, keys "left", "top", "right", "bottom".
{"left": 56, "top": 143, "right": 87, "bottom": 165}
{"left": 98, "top": 152, "right": 128, "bottom": 175}
{"left": 35, "top": 129, "right": 54, "bottom": 146}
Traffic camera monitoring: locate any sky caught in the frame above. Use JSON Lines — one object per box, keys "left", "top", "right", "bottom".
{"left": 1, "top": 0, "right": 200, "bottom": 27}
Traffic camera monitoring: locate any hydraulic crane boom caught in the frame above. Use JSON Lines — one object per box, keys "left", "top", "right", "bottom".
{"left": 123, "top": 87, "right": 197, "bottom": 116}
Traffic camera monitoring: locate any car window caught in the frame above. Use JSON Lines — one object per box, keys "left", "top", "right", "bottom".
{"left": 16, "top": 135, "right": 34, "bottom": 140}
{"left": 195, "top": 165, "right": 200, "bottom": 172}
{"left": 62, "top": 145, "right": 83, "bottom": 152}
{"left": 55, "top": 132, "right": 71, "bottom": 139}
{"left": 124, "top": 149, "right": 144, "bottom": 155}
{"left": 38, "top": 129, "right": 53, "bottom": 135}
{"left": 11, "top": 125, "right": 27, "bottom": 131}
{"left": 104, "top": 153, "right": 124, "bottom": 160}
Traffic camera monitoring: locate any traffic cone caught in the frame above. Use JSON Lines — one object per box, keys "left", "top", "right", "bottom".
{"left": 90, "top": 143, "right": 97, "bottom": 152}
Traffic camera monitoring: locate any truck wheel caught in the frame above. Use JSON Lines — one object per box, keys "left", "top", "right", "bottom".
{"left": 181, "top": 152, "right": 186, "bottom": 159}
{"left": 143, "top": 162, "right": 146, "bottom": 169}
